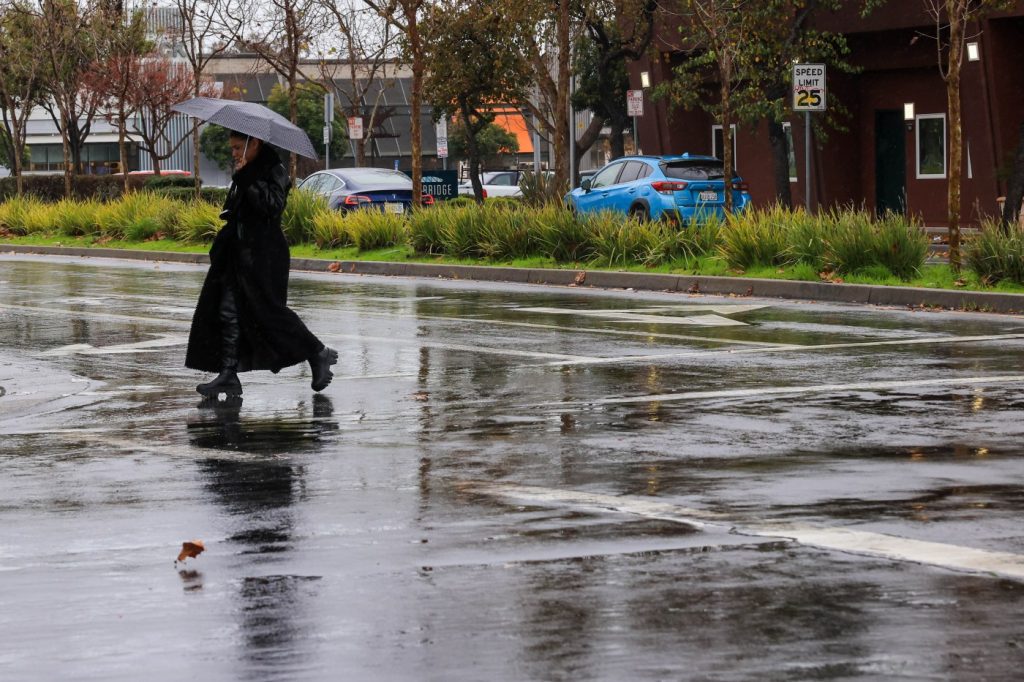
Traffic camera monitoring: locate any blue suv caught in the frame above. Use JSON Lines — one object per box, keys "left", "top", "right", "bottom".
{"left": 565, "top": 154, "right": 751, "bottom": 222}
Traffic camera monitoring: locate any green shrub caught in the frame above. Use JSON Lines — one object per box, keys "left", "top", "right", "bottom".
{"left": 143, "top": 175, "right": 194, "bottom": 189}
{"left": 408, "top": 204, "right": 450, "bottom": 254}
{"left": 0, "top": 195, "right": 52, "bottom": 234}
{"left": 310, "top": 209, "right": 351, "bottom": 248}
{"left": 444, "top": 195, "right": 477, "bottom": 208}
{"left": 281, "top": 189, "right": 327, "bottom": 244}
{"left": 96, "top": 191, "right": 179, "bottom": 240}
{"left": 344, "top": 209, "right": 406, "bottom": 251}
{"left": 438, "top": 204, "right": 488, "bottom": 258}
{"left": 784, "top": 206, "right": 831, "bottom": 270}
{"left": 156, "top": 186, "right": 229, "bottom": 205}
{"left": 870, "top": 212, "right": 928, "bottom": 280}
{"left": 476, "top": 205, "right": 533, "bottom": 260}
{"left": 586, "top": 211, "right": 656, "bottom": 267}
{"left": 964, "top": 220, "right": 1024, "bottom": 285}
{"left": 519, "top": 171, "right": 563, "bottom": 207}
{"left": 825, "top": 207, "right": 876, "bottom": 274}
{"left": 485, "top": 196, "right": 523, "bottom": 212}
{"left": 719, "top": 206, "right": 790, "bottom": 269}
{"left": 52, "top": 198, "right": 101, "bottom": 236}
{"left": 533, "top": 204, "right": 593, "bottom": 262}
{"left": 174, "top": 201, "right": 223, "bottom": 242}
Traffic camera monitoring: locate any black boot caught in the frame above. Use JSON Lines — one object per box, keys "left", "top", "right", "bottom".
{"left": 197, "top": 286, "right": 244, "bottom": 398}
{"left": 309, "top": 346, "right": 338, "bottom": 392}
{"left": 197, "top": 368, "right": 242, "bottom": 398}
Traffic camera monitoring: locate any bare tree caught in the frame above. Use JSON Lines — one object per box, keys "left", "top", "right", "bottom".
{"left": 512, "top": 0, "right": 574, "bottom": 191}
{"left": 314, "top": 2, "right": 396, "bottom": 168}
{"left": 175, "top": 0, "right": 239, "bottom": 194}
{"left": 0, "top": 1, "right": 43, "bottom": 196}
{"left": 127, "top": 55, "right": 207, "bottom": 175}
{"left": 90, "top": 1, "right": 149, "bottom": 191}
{"left": 923, "top": 0, "right": 1013, "bottom": 269}
{"left": 363, "top": 0, "right": 428, "bottom": 205}
{"left": 36, "top": 0, "right": 105, "bottom": 196}
{"left": 221, "top": 0, "right": 327, "bottom": 181}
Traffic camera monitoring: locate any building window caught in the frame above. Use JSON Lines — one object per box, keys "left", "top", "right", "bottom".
{"left": 712, "top": 124, "right": 737, "bottom": 164}
{"left": 916, "top": 113, "right": 946, "bottom": 179}
{"left": 782, "top": 122, "right": 797, "bottom": 182}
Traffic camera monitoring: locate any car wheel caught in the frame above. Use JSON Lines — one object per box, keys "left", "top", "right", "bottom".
{"left": 629, "top": 204, "right": 650, "bottom": 222}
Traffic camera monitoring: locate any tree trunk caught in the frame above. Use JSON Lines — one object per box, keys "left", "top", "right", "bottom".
{"left": 609, "top": 120, "right": 626, "bottom": 160}
{"left": 946, "top": 12, "right": 963, "bottom": 271}
{"left": 1001, "top": 120, "right": 1024, "bottom": 230}
{"left": 552, "top": 0, "right": 570, "bottom": 190}
{"left": 409, "top": 15, "right": 423, "bottom": 207}
{"left": 60, "top": 109, "right": 73, "bottom": 197}
{"left": 288, "top": 79, "right": 299, "bottom": 182}
{"left": 464, "top": 116, "right": 484, "bottom": 203}
{"left": 768, "top": 119, "right": 792, "bottom": 208}
{"left": 720, "top": 61, "right": 734, "bottom": 213}
{"left": 574, "top": 115, "right": 605, "bottom": 165}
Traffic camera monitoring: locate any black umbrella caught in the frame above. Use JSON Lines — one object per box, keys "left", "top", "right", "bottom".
{"left": 172, "top": 96, "right": 318, "bottom": 160}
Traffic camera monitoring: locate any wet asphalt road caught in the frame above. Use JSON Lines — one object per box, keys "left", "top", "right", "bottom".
{"left": 2, "top": 253, "right": 1024, "bottom": 681}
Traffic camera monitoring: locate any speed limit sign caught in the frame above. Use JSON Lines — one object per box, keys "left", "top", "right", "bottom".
{"left": 793, "top": 63, "right": 826, "bottom": 111}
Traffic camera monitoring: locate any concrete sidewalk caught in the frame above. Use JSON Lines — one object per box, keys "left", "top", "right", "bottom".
{"left": 5, "top": 242, "right": 1024, "bottom": 315}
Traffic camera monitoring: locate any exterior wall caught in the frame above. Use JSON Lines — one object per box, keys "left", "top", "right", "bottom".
{"left": 631, "top": 6, "right": 1024, "bottom": 226}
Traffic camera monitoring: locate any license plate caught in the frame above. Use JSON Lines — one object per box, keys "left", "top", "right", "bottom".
{"left": 698, "top": 191, "right": 719, "bottom": 202}
{"left": 384, "top": 202, "right": 405, "bottom": 214}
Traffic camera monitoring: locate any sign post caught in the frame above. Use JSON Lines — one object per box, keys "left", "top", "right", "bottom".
{"left": 626, "top": 89, "right": 644, "bottom": 154}
{"left": 793, "top": 63, "right": 826, "bottom": 210}
{"left": 436, "top": 119, "right": 448, "bottom": 170}
{"left": 323, "top": 92, "right": 334, "bottom": 169}
{"left": 347, "top": 116, "right": 363, "bottom": 167}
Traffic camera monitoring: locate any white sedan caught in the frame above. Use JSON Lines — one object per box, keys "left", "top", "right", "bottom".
{"left": 457, "top": 170, "right": 523, "bottom": 198}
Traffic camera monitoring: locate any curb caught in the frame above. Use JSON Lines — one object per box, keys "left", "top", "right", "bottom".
{"left": 5, "top": 243, "right": 1024, "bottom": 315}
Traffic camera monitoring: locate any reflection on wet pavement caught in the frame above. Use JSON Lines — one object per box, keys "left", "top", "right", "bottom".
{"left": 2, "top": 255, "right": 1024, "bottom": 679}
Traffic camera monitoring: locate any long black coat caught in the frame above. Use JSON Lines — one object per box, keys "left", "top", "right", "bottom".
{"left": 185, "top": 146, "right": 323, "bottom": 374}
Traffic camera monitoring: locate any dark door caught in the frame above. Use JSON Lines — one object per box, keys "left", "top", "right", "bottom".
{"left": 875, "top": 110, "right": 906, "bottom": 215}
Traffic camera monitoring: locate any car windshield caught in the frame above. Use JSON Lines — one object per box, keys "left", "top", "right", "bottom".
{"left": 662, "top": 160, "right": 728, "bottom": 180}
{"left": 341, "top": 170, "right": 411, "bottom": 188}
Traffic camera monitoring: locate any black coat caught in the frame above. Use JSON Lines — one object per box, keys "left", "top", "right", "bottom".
{"left": 185, "top": 146, "right": 323, "bottom": 373}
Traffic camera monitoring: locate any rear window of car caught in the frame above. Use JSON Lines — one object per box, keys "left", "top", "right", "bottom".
{"left": 662, "top": 161, "right": 728, "bottom": 180}
{"left": 342, "top": 170, "right": 412, "bottom": 188}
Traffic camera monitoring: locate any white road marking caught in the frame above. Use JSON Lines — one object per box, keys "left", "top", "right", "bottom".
{"left": 41, "top": 334, "right": 188, "bottom": 356}
{"left": 542, "top": 374, "right": 1024, "bottom": 406}
{"left": 0, "top": 302, "right": 189, "bottom": 327}
{"left": 465, "top": 482, "right": 1024, "bottom": 580}
{"left": 547, "top": 333, "right": 1024, "bottom": 367}
{"left": 514, "top": 306, "right": 748, "bottom": 327}
{"left": 321, "top": 333, "right": 600, "bottom": 362}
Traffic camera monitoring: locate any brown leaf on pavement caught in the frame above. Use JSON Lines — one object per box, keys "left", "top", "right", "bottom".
{"left": 411, "top": 392, "right": 429, "bottom": 401}
{"left": 177, "top": 540, "right": 205, "bottom": 563}
{"left": 573, "top": 271, "right": 586, "bottom": 286}
{"left": 327, "top": 262, "right": 341, "bottom": 272}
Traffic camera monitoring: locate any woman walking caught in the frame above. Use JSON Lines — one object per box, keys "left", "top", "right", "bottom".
{"left": 186, "top": 130, "right": 337, "bottom": 398}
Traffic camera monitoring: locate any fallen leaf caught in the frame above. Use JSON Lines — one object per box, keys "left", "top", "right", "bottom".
{"left": 177, "top": 540, "right": 205, "bottom": 563}
{"left": 954, "top": 278, "right": 967, "bottom": 288}
{"left": 573, "top": 271, "right": 586, "bottom": 285}
{"left": 411, "top": 391, "right": 429, "bottom": 401}
{"left": 327, "top": 261, "right": 341, "bottom": 272}
{"left": 687, "top": 282, "right": 700, "bottom": 294}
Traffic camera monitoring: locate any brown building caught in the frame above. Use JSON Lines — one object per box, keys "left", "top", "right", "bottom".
{"left": 629, "top": 2, "right": 1024, "bottom": 226}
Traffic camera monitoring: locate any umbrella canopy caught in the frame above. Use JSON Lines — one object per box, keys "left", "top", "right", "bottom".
{"left": 172, "top": 97, "right": 318, "bottom": 160}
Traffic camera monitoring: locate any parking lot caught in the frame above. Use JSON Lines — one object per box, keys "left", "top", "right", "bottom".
{"left": 2, "top": 253, "right": 1024, "bottom": 680}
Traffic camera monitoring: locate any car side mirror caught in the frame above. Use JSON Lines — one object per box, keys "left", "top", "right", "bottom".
{"left": 581, "top": 179, "right": 592, "bottom": 192}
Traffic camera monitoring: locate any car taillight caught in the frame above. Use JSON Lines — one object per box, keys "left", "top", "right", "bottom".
{"left": 421, "top": 193, "right": 435, "bottom": 206}
{"left": 731, "top": 181, "right": 749, "bottom": 192}
{"left": 651, "top": 180, "right": 688, "bottom": 194}
{"left": 343, "top": 195, "right": 372, "bottom": 205}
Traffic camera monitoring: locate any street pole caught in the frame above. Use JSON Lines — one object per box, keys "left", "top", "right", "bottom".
{"left": 634, "top": 115, "right": 639, "bottom": 154}
{"left": 805, "top": 111, "right": 811, "bottom": 211}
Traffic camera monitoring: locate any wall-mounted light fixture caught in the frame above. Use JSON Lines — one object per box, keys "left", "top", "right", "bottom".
{"left": 966, "top": 42, "right": 980, "bottom": 62}
{"left": 904, "top": 102, "right": 915, "bottom": 131}
{"left": 640, "top": 71, "right": 651, "bottom": 89}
